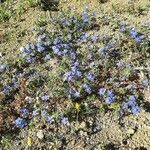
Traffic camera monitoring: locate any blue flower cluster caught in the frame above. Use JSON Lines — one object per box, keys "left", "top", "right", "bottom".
{"left": 61, "top": 117, "right": 69, "bottom": 125}
{"left": 15, "top": 7, "right": 148, "bottom": 120}
{"left": 63, "top": 61, "right": 82, "bottom": 82}
{"left": 120, "top": 26, "right": 146, "bottom": 43}
{"left": 129, "top": 28, "right": 146, "bottom": 43}
{"left": 52, "top": 38, "right": 72, "bottom": 57}
{"left": 122, "top": 95, "right": 140, "bottom": 114}
{"left": 86, "top": 72, "right": 95, "bottom": 81}
{"left": 19, "top": 33, "right": 52, "bottom": 63}
{"left": 15, "top": 117, "right": 27, "bottom": 128}
{"left": 2, "top": 79, "right": 19, "bottom": 96}
{"left": 98, "top": 88, "right": 116, "bottom": 104}
{"left": 120, "top": 25, "right": 147, "bottom": 43}
{"left": 1, "top": 6, "right": 149, "bottom": 134}
{"left": 83, "top": 83, "right": 92, "bottom": 94}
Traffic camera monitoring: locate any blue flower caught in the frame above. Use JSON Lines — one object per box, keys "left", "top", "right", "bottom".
{"left": 91, "top": 35, "right": 99, "bottom": 42}
{"left": 63, "top": 49, "right": 68, "bottom": 54}
{"left": 98, "top": 42, "right": 115, "bottom": 55}
{"left": 98, "top": 89, "right": 116, "bottom": 104}
{"left": 80, "top": 33, "right": 89, "bottom": 42}
{"left": 120, "top": 25, "right": 126, "bottom": 32}
{"left": 70, "top": 51, "right": 76, "bottom": 60}
{"left": 76, "top": 70, "right": 82, "bottom": 77}
{"left": 62, "top": 19, "right": 70, "bottom": 26}
{"left": 61, "top": 117, "right": 69, "bottom": 125}
{"left": 30, "top": 43, "right": 35, "bottom": 49}
{"left": 135, "top": 35, "right": 146, "bottom": 43}
{"left": 116, "top": 61, "right": 124, "bottom": 68}
{"left": 142, "top": 79, "right": 149, "bottom": 87}
{"left": 98, "top": 47, "right": 106, "bottom": 54}
{"left": 63, "top": 43, "right": 70, "bottom": 49}
{"left": 98, "top": 88, "right": 106, "bottom": 96}
{"left": 87, "top": 72, "right": 95, "bottom": 81}
{"left": 52, "top": 45, "right": 60, "bottom": 54}
{"left": 12, "top": 81, "right": 19, "bottom": 89}
{"left": 32, "top": 109, "right": 40, "bottom": 116}
{"left": 105, "top": 96, "right": 115, "bottom": 104}
{"left": 53, "top": 38, "right": 62, "bottom": 45}
{"left": 105, "top": 90, "right": 116, "bottom": 104}
{"left": 83, "top": 83, "right": 92, "bottom": 94}
{"left": 128, "top": 28, "right": 146, "bottom": 43}
{"left": 82, "top": 7, "right": 89, "bottom": 23}
{"left": 20, "top": 108, "right": 29, "bottom": 118}
{"left": 63, "top": 71, "right": 74, "bottom": 82}
{"left": 129, "top": 28, "right": 138, "bottom": 38}
{"left": 128, "top": 95, "right": 136, "bottom": 102}
{"left": 15, "top": 117, "right": 27, "bottom": 128}
{"left": 26, "top": 57, "right": 36, "bottom": 63}
{"left": 3, "top": 85, "right": 12, "bottom": 95}
{"left": 41, "top": 110, "right": 47, "bottom": 117}
{"left": 40, "top": 33, "right": 46, "bottom": 39}
{"left": 74, "top": 91, "right": 80, "bottom": 98}
{"left": 20, "top": 45, "right": 32, "bottom": 55}
{"left": 37, "top": 42, "right": 45, "bottom": 52}
{"left": 46, "top": 116, "right": 54, "bottom": 124}
{"left": 45, "top": 41, "right": 51, "bottom": 46}
{"left": 41, "top": 94, "right": 49, "bottom": 101}
{"left": 63, "top": 61, "right": 82, "bottom": 82}
{"left": 131, "top": 105, "right": 140, "bottom": 114}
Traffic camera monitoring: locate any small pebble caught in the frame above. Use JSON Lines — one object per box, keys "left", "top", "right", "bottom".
{"left": 0, "top": 92, "right": 5, "bottom": 101}
{"left": 37, "top": 130, "right": 44, "bottom": 139}
{"left": 0, "top": 64, "right": 7, "bottom": 73}
{"left": 127, "top": 128, "right": 134, "bottom": 134}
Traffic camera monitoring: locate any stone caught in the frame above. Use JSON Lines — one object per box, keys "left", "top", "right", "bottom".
{"left": 127, "top": 128, "right": 134, "bottom": 134}
{"left": 37, "top": 130, "right": 44, "bottom": 139}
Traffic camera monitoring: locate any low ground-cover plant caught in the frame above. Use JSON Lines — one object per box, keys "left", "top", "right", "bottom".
{"left": 0, "top": 7, "right": 149, "bottom": 137}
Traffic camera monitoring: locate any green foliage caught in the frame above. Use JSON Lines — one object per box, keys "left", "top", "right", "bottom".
{"left": 0, "top": 135, "right": 12, "bottom": 150}
{"left": 0, "top": 0, "right": 12, "bottom": 22}
{"left": 26, "top": 0, "right": 40, "bottom": 7}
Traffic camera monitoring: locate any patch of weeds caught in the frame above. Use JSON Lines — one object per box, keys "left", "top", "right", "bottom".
{"left": 36, "top": 15, "right": 48, "bottom": 27}
{"left": 40, "top": 0, "right": 60, "bottom": 11}
{"left": 0, "top": 0, "right": 28, "bottom": 22}
{"left": 104, "top": 142, "right": 119, "bottom": 150}
{"left": 0, "top": 135, "right": 12, "bottom": 150}
{"left": 14, "top": 3, "right": 26, "bottom": 21}
{"left": 0, "top": 0, "right": 13, "bottom": 22}
{"left": 142, "top": 101, "right": 150, "bottom": 113}
{"left": 26, "top": 0, "right": 40, "bottom": 8}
